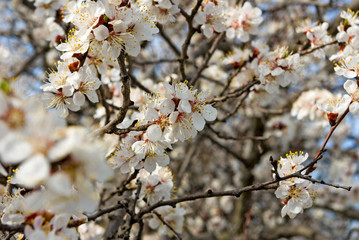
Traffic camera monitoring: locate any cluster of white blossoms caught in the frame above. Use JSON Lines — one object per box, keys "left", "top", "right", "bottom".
{"left": 41, "top": 62, "right": 101, "bottom": 117}
{"left": 136, "top": 166, "right": 173, "bottom": 204}
{"left": 275, "top": 151, "right": 316, "bottom": 219}
{"left": 333, "top": 9, "right": 359, "bottom": 60}
{"left": 41, "top": 0, "right": 159, "bottom": 117}
{"left": 258, "top": 47, "right": 301, "bottom": 94}
{"left": 140, "top": 0, "right": 180, "bottom": 24}
{"left": 0, "top": 89, "right": 113, "bottom": 239}
{"left": 303, "top": 22, "right": 332, "bottom": 59}
{"left": 225, "top": 2, "right": 263, "bottom": 42}
{"left": 193, "top": 0, "right": 227, "bottom": 38}
{"left": 109, "top": 78, "right": 217, "bottom": 173}
{"left": 6, "top": 0, "right": 359, "bottom": 237}
{"left": 330, "top": 52, "right": 359, "bottom": 116}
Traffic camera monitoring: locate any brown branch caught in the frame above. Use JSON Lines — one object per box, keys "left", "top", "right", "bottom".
{"left": 154, "top": 211, "right": 182, "bottom": 240}
{"left": 11, "top": 46, "right": 49, "bottom": 79}
{"left": 98, "top": 86, "right": 111, "bottom": 124}
{"left": 207, "top": 80, "right": 260, "bottom": 104}
{"left": 207, "top": 125, "right": 270, "bottom": 141}
{"left": 298, "top": 40, "right": 338, "bottom": 56}
{"left": 204, "top": 134, "right": 249, "bottom": 168}
{"left": 219, "top": 68, "right": 241, "bottom": 96}
{"left": 112, "top": 123, "right": 153, "bottom": 136}
{"left": 94, "top": 51, "right": 131, "bottom": 136}
{"left": 102, "top": 170, "right": 139, "bottom": 204}
{"left": 305, "top": 106, "right": 350, "bottom": 174}
{"left": 132, "top": 58, "right": 180, "bottom": 65}
{"left": 189, "top": 32, "right": 225, "bottom": 86}
{"left": 179, "top": 0, "right": 203, "bottom": 81}
{"left": 134, "top": 181, "right": 278, "bottom": 221}
{"left": 136, "top": 220, "right": 144, "bottom": 240}
{"left": 133, "top": 150, "right": 352, "bottom": 222}
{"left": 157, "top": 24, "right": 181, "bottom": 56}
{"left": 295, "top": 175, "right": 352, "bottom": 191}
{"left": 217, "top": 89, "right": 250, "bottom": 122}
{"left": 128, "top": 72, "right": 151, "bottom": 94}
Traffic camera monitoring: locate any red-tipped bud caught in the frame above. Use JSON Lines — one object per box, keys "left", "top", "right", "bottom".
{"left": 327, "top": 112, "right": 338, "bottom": 126}
{"left": 68, "top": 61, "right": 80, "bottom": 73}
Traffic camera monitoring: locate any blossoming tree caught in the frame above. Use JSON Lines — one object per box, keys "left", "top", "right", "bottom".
{"left": 0, "top": 0, "right": 359, "bottom": 239}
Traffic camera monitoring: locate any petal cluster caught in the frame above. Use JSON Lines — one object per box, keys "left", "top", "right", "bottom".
{"left": 275, "top": 151, "right": 316, "bottom": 218}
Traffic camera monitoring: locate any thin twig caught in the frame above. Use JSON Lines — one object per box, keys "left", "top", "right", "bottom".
{"left": 94, "top": 51, "right": 132, "bottom": 136}
{"left": 135, "top": 182, "right": 278, "bottom": 221}
{"left": 305, "top": 106, "right": 350, "bottom": 174}
{"left": 207, "top": 80, "right": 260, "bottom": 104}
{"left": 179, "top": 0, "right": 203, "bottom": 81}
{"left": 157, "top": 24, "right": 181, "bottom": 56}
{"left": 217, "top": 90, "right": 250, "bottom": 122}
{"left": 295, "top": 174, "right": 352, "bottom": 191}
{"left": 189, "top": 32, "right": 225, "bottom": 86}
{"left": 299, "top": 40, "right": 338, "bottom": 56}
{"left": 154, "top": 211, "right": 182, "bottom": 240}
{"left": 207, "top": 125, "right": 270, "bottom": 141}
{"left": 98, "top": 86, "right": 111, "bottom": 124}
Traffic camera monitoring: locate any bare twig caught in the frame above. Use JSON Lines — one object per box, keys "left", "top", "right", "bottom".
{"left": 295, "top": 174, "right": 352, "bottom": 191}
{"left": 207, "top": 80, "right": 260, "bottom": 104}
{"left": 154, "top": 211, "right": 182, "bottom": 240}
{"left": 305, "top": 106, "right": 350, "bottom": 174}
{"left": 179, "top": 0, "right": 203, "bottom": 81}
{"left": 158, "top": 24, "right": 181, "bottom": 56}
{"left": 217, "top": 90, "right": 250, "bottom": 122}
{"left": 132, "top": 58, "right": 180, "bottom": 65}
{"left": 102, "top": 170, "right": 139, "bottom": 204}
{"left": 135, "top": 181, "right": 278, "bottom": 221}
{"left": 98, "top": 86, "right": 111, "bottom": 124}
{"left": 219, "top": 67, "right": 243, "bottom": 96}
{"left": 299, "top": 40, "right": 338, "bottom": 56}
{"left": 189, "top": 32, "right": 225, "bottom": 86}
{"left": 203, "top": 134, "right": 249, "bottom": 167}
{"left": 207, "top": 125, "right": 270, "bottom": 141}
{"left": 94, "top": 51, "right": 132, "bottom": 136}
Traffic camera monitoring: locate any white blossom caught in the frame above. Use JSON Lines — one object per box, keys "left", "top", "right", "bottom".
{"left": 226, "top": 2, "right": 263, "bottom": 42}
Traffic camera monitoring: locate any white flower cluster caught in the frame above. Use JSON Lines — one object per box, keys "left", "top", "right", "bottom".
{"left": 0, "top": 91, "right": 113, "bottom": 240}
{"left": 305, "top": 22, "right": 332, "bottom": 59}
{"left": 331, "top": 53, "right": 359, "bottom": 115}
{"left": 41, "top": 0, "right": 159, "bottom": 117}
{"left": 212, "top": 38, "right": 302, "bottom": 95}
{"left": 109, "top": 79, "right": 217, "bottom": 173}
{"left": 41, "top": 63, "right": 101, "bottom": 117}
{"left": 275, "top": 151, "right": 316, "bottom": 218}
{"left": 225, "top": 2, "right": 263, "bottom": 42}
{"left": 258, "top": 47, "right": 301, "bottom": 94}
{"left": 140, "top": 0, "right": 180, "bottom": 24}
{"left": 136, "top": 166, "right": 173, "bottom": 204}
{"left": 333, "top": 9, "right": 359, "bottom": 60}
{"left": 190, "top": 1, "right": 264, "bottom": 41}
{"left": 193, "top": 0, "right": 227, "bottom": 38}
